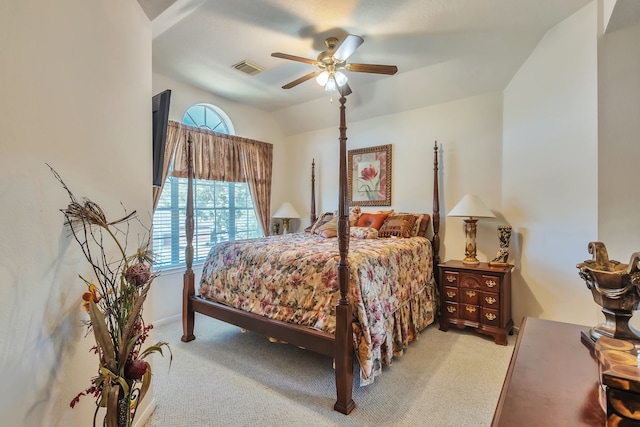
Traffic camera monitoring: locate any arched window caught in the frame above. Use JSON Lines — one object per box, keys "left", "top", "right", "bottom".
{"left": 181, "top": 104, "right": 235, "bottom": 134}
{"left": 152, "top": 104, "right": 259, "bottom": 269}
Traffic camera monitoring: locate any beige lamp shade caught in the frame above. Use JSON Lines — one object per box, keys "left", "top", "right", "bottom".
{"left": 448, "top": 195, "right": 495, "bottom": 264}
{"left": 272, "top": 202, "right": 301, "bottom": 219}
{"left": 448, "top": 195, "right": 495, "bottom": 219}
{"left": 272, "top": 202, "right": 301, "bottom": 234}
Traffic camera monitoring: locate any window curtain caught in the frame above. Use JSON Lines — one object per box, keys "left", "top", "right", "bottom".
{"left": 241, "top": 139, "right": 273, "bottom": 236}
{"left": 152, "top": 120, "right": 183, "bottom": 210}
{"left": 168, "top": 121, "right": 273, "bottom": 236}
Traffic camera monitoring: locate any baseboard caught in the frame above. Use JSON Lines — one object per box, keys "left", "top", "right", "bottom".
{"left": 133, "top": 397, "right": 156, "bottom": 427}
{"left": 153, "top": 313, "right": 181, "bottom": 327}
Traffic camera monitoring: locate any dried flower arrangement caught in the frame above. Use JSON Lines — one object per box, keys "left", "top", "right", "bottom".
{"left": 50, "top": 167, "right": 170, "bottom": 427}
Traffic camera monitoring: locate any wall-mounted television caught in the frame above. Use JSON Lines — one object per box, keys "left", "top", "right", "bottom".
{"left": 152, "top": 89, "right": 171, "bottom": 187}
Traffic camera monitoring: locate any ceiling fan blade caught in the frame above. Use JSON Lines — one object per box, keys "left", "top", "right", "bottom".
{"left": 282, "top": 70, "right": 321, "bottom": 89}
{"left": 333, "top": 35, "right": 364, "bottom": 61}
{"left": 347, "top": 63, "right": 398, "bottom": 75}
{"left": 339, "top": 83, "right": 352, "bottom": 97}
{"left": 271, "top": 52, "right": 318, "bottom": 65}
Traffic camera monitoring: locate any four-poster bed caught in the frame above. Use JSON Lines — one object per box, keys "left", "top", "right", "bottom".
{"left": 181, "top": 94, "right": 441, "bottom": 414}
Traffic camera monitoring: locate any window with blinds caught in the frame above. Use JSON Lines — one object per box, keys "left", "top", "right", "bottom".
{"left": 152, "top": 176, "right": 259, "bottom": 268}
{"left": 152, "top": 104, "right": 259, "bottom": 269}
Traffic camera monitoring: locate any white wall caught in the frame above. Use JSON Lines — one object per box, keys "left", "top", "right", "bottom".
{"left": 502, "top": 2, "right": 600, "bottom": 327}
{"left": 598, "top": 17, "right": 640, "bottom": 331}
{"left": 0, "top": 1, "right": 153, "bottom": 426}
{"left": 598, "top": 21, "right": 640, "bottom": 260}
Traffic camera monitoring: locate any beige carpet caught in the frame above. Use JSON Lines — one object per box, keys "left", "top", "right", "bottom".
{"left": 144, "top": 314, "right": 515, "bottom": 427}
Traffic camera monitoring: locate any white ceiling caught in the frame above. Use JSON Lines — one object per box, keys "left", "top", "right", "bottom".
{"left": 143, "top": 0, "right": 598, "bottom": 111}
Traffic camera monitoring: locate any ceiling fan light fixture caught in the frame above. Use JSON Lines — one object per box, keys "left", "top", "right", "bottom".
{"left": 334, "top": 71, "right": 348, "bottom": 87}
{"left": 272, "top": 34, "right": 397, "bottom": 92}
{"left": 325, "top": 77, "right": 337, "bottom": 92}
{"left": 316, "top": 71, "right": 329, "bottom": 86}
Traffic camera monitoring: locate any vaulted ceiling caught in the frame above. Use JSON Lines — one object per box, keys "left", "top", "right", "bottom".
{"left": 139, "top": 0, "right": 637, "bottom": 134}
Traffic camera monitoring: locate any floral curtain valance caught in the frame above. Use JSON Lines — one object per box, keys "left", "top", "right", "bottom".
{"left": 171, "top": 124, "right": 242, "bottom": 182}
{"left": 153, "top": 120, "right": 273, "bottom": 235}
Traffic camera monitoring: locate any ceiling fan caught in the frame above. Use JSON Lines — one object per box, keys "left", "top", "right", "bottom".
{"left": 271, "top": 34, "right": 398, "bottom": 96}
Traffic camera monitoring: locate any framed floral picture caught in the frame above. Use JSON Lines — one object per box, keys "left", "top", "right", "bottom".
{"left": 348, "top": 144, "right": 392, "bottom": 206}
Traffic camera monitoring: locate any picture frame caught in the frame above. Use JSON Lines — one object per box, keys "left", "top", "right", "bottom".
{"left": 348, "top": 144, "right": 392, "bottom": 206}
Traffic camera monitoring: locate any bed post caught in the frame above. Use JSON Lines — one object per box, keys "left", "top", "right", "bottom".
{"left": 181, "top": 136, "right": 196, "bottom": 342}
{"left": 310, "top": 159, "right": 316, "bottom": 224}
{"left": 334, "top": 94, "right": 355, "bottom": 415}
{"left": 432, "top": 141, "right": 441, "bottom": 269}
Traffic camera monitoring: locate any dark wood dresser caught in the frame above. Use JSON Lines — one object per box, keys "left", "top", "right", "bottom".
{"left": 492, "top": 317, "right": 606, "bottom": 426}
{"left": 438, "top": 260, "right": 513, "bottom": 345}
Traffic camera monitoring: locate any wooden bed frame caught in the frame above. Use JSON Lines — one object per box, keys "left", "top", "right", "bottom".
{"left": 181, "top": 94, "right": 441, "bottom": 414}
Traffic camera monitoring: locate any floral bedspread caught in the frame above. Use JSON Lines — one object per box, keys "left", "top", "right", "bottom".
{"left": 198, "top": 232, "right": 437, "bottom": 384}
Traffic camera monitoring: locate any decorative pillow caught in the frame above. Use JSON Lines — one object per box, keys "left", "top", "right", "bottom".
{"left": 375, "top": 209, "right": 395, "bottom": 215}
{"left": 349, "top": 206, "right": 362, "bottom": 225}
{"left": 350, "top": 226, "right": 379, "bottom": 239}
{"left": 378, "top": 214, "right": 417, "bottom": 238}
{"left": 319, "top": 228, "right": 337, "bottom": 238}
{"left": 398, "top": 213, "right": 432, "bottom": 237}
{"left": 333, "top": 206, "right": 362, "bottom": 226}
{"left": 355, "top": 212, "right": 389, "bottom": 230}
{"left": 317, "top": 216, "right": 338, "bottom": 237}
{"left": 410, "top": 215, "right": 423, "bottom": 237}
{"left": 310, "top": 212, "right": 334, "bottom": 234}
{"left": 419, "top": 214, "right": 431, "bottom": 236}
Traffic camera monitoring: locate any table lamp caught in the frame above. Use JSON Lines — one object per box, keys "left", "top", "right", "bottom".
{"left": 448, "top": 195, "right": 496, "bottom": 264}
{"left": 272, "top": 202, "right": 301, "bottom": 234}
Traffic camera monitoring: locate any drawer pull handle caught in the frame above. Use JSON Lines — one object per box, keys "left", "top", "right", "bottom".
{"left": 446, "top": 291, "right": 456, "bottom": 298}
{"left": 485, "top": 279, "right": 497, "bottom": 288}
{"left": 466, "top": 306, "right": 476, "bottom": 313}
{"left": 466, "top": 290, "right": 476, "bottom": 298}
{"left": 485, "top": 313, "right": 497, "bottom": 321}
{"left": 446, "top": 275, "right": 456, "bottom": 283}
{"left": 447, "top": 306, "right": 456, "bottom": 313}
{"left": 485, "top": 296, "right": 496, "bottom": 305}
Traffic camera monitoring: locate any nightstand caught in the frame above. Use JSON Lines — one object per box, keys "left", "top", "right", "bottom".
{"left": 438, "top": 260, "right": 513, "bottom": 345}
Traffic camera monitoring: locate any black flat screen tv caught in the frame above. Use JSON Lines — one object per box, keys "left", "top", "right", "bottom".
{"left": 152, "top": 89, "right": 171, "bottom": 187}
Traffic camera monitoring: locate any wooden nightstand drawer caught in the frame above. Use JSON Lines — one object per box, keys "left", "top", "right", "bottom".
{"left": 444, "top": 302, "right": 459, "bottom": 318}
{"left": 443, "top": 271, "right": 459, "bottom": 286}
{"left": 481, "top": 292, "right": 499, "bottom": 308}
{"left": 459, "top": 273, "right": 481, "bottom": 289}
{"left": 462, "top": 304, "right": 480, "bottom": 322}
{"left": 460, "top": 288, "right": 480, "bottom": 305}
{"left": 444, "top": 286, "right": 458, "bottom": 302}
{"left": 480, "top": 275, "right": 500, "bottom": 292}
{"left": 482, "top": 308, "right": 500, "bottom": 326}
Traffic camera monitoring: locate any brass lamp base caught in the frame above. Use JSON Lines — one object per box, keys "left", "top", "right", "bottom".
{"left": 463, "top": 219, "right": 480, "bottom": 265}
{"left": 281, "top": 218, "right": 291, "bottom": 234}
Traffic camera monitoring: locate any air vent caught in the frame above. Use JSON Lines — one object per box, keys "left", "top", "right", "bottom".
{"left": 231, "top": 60, "right": 264, "bottom": 76}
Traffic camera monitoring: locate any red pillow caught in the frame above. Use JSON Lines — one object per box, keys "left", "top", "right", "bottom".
{"left": 355, "top": 212, "right": 389, "bottom": 230}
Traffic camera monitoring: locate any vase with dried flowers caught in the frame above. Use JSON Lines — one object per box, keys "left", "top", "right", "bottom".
{"left": 50, "top": 167, "right": 171, "bottom": 427}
